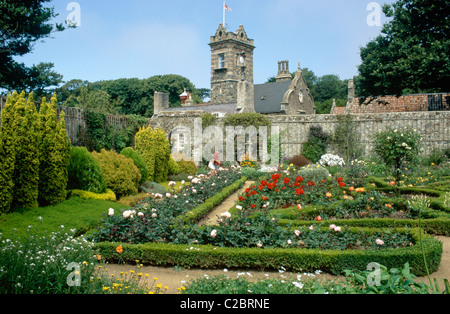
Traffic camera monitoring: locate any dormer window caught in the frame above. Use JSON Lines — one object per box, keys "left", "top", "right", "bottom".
{"left": 218, "top": 53, "right": 225, "bottom": 69}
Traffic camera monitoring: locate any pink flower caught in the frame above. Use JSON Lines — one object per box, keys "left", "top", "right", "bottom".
{"left": 334, "top": 226, "right": 342, "bottom": 232}
{"left": 329, "top": 224, "right": 337, "bottom": 230}
{"left": 376, "top": 239, "right": 385, "bottom": 245}
{"left": 294, "top": 230, "right": 301, "bottom": 237}
{"left": 151, "top": 213, "right": 157, "bottom": 218}
{"left": 297, "top": 204, "right": 302, "bottom": 210}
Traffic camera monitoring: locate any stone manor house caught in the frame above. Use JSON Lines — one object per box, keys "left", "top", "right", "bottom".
{"left": 153, "top": 24, "right": 316, "bottom": 118}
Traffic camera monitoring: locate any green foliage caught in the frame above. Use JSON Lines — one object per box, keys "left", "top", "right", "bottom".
{"left": 358, "top": 0, "right": 449, "bottom": 96}
{"left": 168, "top": 156, "right": 181, "bottom": 176}
{"left": 138, "top": 182, "right": 167, "bottom": 195}
{"left": 67, "top": 146, "right": 107, "bottom": 193}
{"left": 301, "top": 126, "right": 329, "bottom": 163}
{"left": 177, "top": 160, "right": 198, "bottom": 175}
{"left": 121, "top": 147, "right": 148, "bottom": 184}
{"left": 38, "top": 95, "right": 70, "bottom": 206}
{"left": 70, "top": 189, "right": 116, "bottom": 202}
{"left": 135, "top": 126, "right": 171, "bottom": 183}
{"left": 331, "top": 114, "right": 362, "bottom": 163}
{"left": 11, "top": 92, "right": 40, "bottom": 209}
{"left": 0, "top": 1, "right": 69, "bottom": 93}
{"left": 0, "top": 92, "right": 19, "bottom": 213}
{"left": 201, "top": 112, "right": 216, "bottom": 129}
{"left": 224, "top": 112, "right": 272, "bottom": 128}
{"left": 373, "top": 127, "right": 422, "bottom": 182}
{"left": 92, "top": 149, "right": 141, "bottom": 198}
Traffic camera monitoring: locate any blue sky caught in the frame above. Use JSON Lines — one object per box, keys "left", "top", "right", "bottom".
{"left": 16, "top": 0, "right": 396, "bottom": 90}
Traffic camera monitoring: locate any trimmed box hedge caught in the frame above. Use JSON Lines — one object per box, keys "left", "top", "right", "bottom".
{"left": 95, "top": 228, "right": 442, "bottom": 276}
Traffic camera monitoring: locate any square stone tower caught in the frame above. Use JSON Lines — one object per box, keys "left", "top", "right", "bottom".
{"left": 209, "top": 24, "right": 255, "bottom": 105}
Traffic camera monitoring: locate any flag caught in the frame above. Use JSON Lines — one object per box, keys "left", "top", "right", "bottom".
{"left": 224, "top": 3, "right": 232, "bottom": 12}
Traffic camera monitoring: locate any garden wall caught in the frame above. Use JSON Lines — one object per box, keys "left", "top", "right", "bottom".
{"left": 150, "top": 111, "right": 450, "bottom": 159}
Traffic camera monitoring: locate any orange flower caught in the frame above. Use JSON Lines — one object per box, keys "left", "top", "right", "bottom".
{"left": 389, "top": 181, "right": 396, "bottom": 186}
{"left": 297, "top": 204, "right": 302, "bottom": 210}
{"left": 96, "top": 254, "right": 102, "bottom": 260}
{"left": 326, "top": 192, "right": 332, "bottom": 198}
{"left": 116, "top": 245, "right": 123, "bottom": 254}
{"left": 315, "top": 216, "right": 322, "bottom": 222}
{"left": 349, "top": 187, "right": 355, "bottom": 191}
{"left": 385, "top": 204, "right": 392, "bottom": 208}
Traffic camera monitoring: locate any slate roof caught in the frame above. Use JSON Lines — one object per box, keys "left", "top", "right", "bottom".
{"left": 254, "top": 81, "right": 291, "bottom": 114}
{"left": 163, "top": 103, "right": 237, "bottom": 114}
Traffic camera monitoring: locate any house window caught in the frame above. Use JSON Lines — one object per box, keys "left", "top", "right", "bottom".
{"left": 218, "top": 53, "right": 225, "bottom": 69}
{"left": 177, "top": 133, "right": 185, "bottom": 153}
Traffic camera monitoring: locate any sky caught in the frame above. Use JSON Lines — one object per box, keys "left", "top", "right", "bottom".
{"left": 15, "top": 0, "right": 396, "bottom": 90}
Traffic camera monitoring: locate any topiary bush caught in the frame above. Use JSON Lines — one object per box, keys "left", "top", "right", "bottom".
{"left": 177, "top": 159, "right": 198, "bottom": 175}
{"left": 135, "top": 126, "right": 171, "bottom": 183}
{"left": 92, "top": 149, "right": 141, "bottom": 198}
{"left": 67, "top": 147, "right": 107, "bottom": 193}
{"left": 289, "top": 155, "right": 311, "bottom": 168}
{"left": 120, "top": 147, "right": 148, "bottom": 184}
{"left": 302, "top": 126, "right": 329, "bottom": 163}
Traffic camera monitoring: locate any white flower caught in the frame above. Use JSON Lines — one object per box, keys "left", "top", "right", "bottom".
{"left": 329, "top": 224, "right": 336, "bottom": 230}
{"left": 220, "top": 212, "right": 231, "bottom": 219}
{"left": 294, "top": 230, "right": 301, "bottom": 237}
{"left": 151, "top": 213, "right": 158, "bottom": 218}
{"left": 108, "top": 208, "right": 115, "bottom": 216}
{"left": 292, "top": 281, "right": 304, "bottom": 289}
{"left": 210, "top": 229, "right": 217, "bottom": 238}
{"left": 138, "top": 212, "right": 144, "bottom": 217}
{"left": 287, "top": 240, "right": 292, "bottom": 245}
{"left": 334, "top": 226, "right": 342, "bottom": 232}
{"left": 257, "top": 242, "right": 263, "bottom": 248}
{"left": 235, "top": 205, "right": 242, "bottom": 210}
{"left": 181, "top": 180, "right": 185, "bottom": 185}
{"left": 166, "top": 193, "right": 171, "bottom": 198}
{"left": 309, "top": 225, "right": 314, "bottom": 230}
{"left": 168, "top": 181, "right": 176, "bottom": 187}
{"left": 376, "top": 239, "right": 385, "bottom": 245}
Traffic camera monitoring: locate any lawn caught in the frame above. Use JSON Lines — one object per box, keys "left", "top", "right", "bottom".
{"left": 0, "top": 196, "right": 125, "bottom": 241}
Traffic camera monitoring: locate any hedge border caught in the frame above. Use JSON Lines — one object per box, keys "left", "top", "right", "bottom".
{"left": 95, "top": 228, "right": 442, "bottom": 276}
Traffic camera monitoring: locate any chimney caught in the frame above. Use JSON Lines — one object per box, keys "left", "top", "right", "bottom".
{"left": 153, "top": 91, "right": 169, "bottom": 117}
{"left": 275, "top": 60, "right": 292, "bottom": 82}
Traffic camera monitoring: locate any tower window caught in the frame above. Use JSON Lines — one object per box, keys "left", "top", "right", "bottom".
{"left": 218, "top": 53, "right": 225, "bottom": 69}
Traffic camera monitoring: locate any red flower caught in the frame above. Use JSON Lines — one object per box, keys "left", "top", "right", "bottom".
{"left": 275, "top": 189, "right": 279, "bottom": 192}
{"left": 239, "top": 196, "right": 245, "bottom": 201}
{"left": 251, "top": 204, "right": 256, "bottom": 209}
{"left": 337, "top": 177, "right": 343, "bottom": 182}
{"left": 308, "top": 181, "right": 315, "bottom": 186}
{"left": 283, "top": 178, "right": 290, "bottom": 184}
{"left": 262, "top": 196, "right": 268, "bottom": 201}
{"left": 259, "top": 185, "right": 264, "bottom": 191}
{"left": 261, "top": 180, "right": 268, "bottom": 186}
{"left": 338, "top": 182, "right": 346, "bottom": 187}
{"left": 296, "top": 176, "right": 304, "bottom": 182}
{"left": 315, "top": 216, "right": 322, "bottom": 222}
{"left": 296, "top": 188, "right": 304, "bottom": 196}
{"left": 294, "top": 182, "right": 300, "bottom": 187}
{"left": 245, "top": 188, "right": 251, "bottom": 193}
{"left": 349, "top": 186, "right": 355, "bottom": 191}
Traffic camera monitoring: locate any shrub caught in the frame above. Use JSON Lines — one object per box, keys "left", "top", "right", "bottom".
{"left": 139, "top": 181, "right": 167, "bottom": 195}
{"left": 289, "top": 155, "right": 311, "bottom": 168}
{"left": 373, "top": 127, "right": 422, "bottom": 182}
{"left": 302, "top": 126, "right": 329, "bottom": 163}
{"left": 240, "top": 167, "right": 261, "bottom": 181}
{"left": 92, "top": 149, "right": 141, "bottom": 198}
{"left": 12, "top": 92, "right": 40, "bottom": 209}
{"left": 38, "top": 95, "right": 70, "bottom": 206}
{"left": 121, "top": 147, "right": 148, "bottom": 184}
{"left": 68, "top": 147, "right": 107, "bottom": 193}
{"left": 71, "top": 189, "right": 116, "bottom": 202}
{"left": 135, "top": 126, "right": 171, "bottom": 183}
{"left": 177, "top": 159, "right": 198, "bottom": 175}
{"left": 297, "top": 164, "right": 331, "bottom": 182}
{"left": 168, "top": 156, "right": 181, "bottom": 176}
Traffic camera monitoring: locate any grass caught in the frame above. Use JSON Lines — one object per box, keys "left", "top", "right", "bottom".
{"left": 0, "top": 196, "right": 125, "bottom": 241}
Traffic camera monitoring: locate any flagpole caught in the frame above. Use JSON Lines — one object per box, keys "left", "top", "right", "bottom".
{"left": 223, "top": 1, "right": 225, "bottom": 27}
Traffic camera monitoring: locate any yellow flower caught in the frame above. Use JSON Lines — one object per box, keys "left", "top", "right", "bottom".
{"left": 156, "top": 283, "right": 162, "bottom": 289}
{"left": 153, "top": 277, "right": 158, "bottom": 281}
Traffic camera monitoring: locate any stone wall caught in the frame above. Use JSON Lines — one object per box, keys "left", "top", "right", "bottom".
{"left": 344, "top": 93, "right": 450, "bottom": 114}
{"left": 151, "top": 111, "right": 450, "bottom": 162}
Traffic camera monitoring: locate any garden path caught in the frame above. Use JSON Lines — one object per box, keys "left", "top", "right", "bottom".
{"left": 196, "top": 181, "right": 255, "bottom": 226}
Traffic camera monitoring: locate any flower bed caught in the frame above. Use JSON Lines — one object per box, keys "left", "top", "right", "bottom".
{"left": 91, "top": 168, "right": 444, "bottom": 276}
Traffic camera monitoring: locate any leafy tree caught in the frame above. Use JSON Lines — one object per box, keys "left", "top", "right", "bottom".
{"left": 358, "top": 0, "right": 450, "bottom": 96}
{"left": 0, "top": 0, "right": 71, "bottom": 93}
